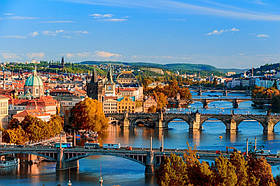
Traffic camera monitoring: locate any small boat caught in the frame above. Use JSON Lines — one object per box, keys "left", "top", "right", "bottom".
{"left": 0, "top": 158, "right": 18, "bottom": 168}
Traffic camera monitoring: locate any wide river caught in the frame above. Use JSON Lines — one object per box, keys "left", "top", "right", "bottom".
{"left": 1, "top": 91, "right": 280, "bottom": 185}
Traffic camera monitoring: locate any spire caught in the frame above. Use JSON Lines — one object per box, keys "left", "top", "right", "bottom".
{"left": 90, "top": 68, "right": 98, "bottom": 83}
{"left": 107, "top": 65, "right": 113, "bottom": 83}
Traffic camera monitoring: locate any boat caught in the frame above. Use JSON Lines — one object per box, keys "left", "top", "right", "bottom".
{"left": 0, "top": 158, "right": 18, "bottom": 168}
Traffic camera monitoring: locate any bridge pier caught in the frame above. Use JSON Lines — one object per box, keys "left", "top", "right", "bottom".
{"left": 202, "top": 99, "right": 209, "bottom": 109}
{"left": 189, "top": 112, "right": 201, "bottom": 132}
{"left": 232, "top": 99, "right": 239, "bottom": 109}
{"left": 145, "top": 151, "right": 155, "bottom": 175}
{"left": 225, "top": 118, "right": 237, "bottom": 132}
{"left": 121, "top": 112, "right": 130, "bottom": 128}
{"left": 56, "top": 148, "right": 79, "bottom": 170}
{"left": 263, "top": 120, "right": 275, "bottom": 134}
{"left": 156, "top": 111, "right": 166, "bottom": 128}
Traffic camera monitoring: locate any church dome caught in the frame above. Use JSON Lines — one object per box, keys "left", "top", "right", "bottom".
{"left": 25, "top": 69, "right": 44, "bottom": 87}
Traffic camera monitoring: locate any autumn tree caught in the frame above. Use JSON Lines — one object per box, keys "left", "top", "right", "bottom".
{"left": 2, "top": 125, "right": 27, "bottom": 144}
{"left": 70, "top": 98, "right": 109, "bottom": 134}
{"left": 7, "top": 118, "right": 20, "bottom": 129}
{"left": 154, "top": 92, "right": 168, "bottom": 111}
{"left": 247, "top": 156, "right": 275, "bottom": 186}
{"left": 148, "top": 105, "right": 157, "bottom": 113}
{"left": 48, "top": 115, "right": 64, "bottom": 136}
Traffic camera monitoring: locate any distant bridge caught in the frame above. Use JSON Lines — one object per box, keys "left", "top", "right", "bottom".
{"left": 190, "top": 87, "right": 250, "bottom": 96}
{"left": 191, "top": 98, "right": 270, "bottom": 108}
{"left": 1, "top": 146, "right": 280, "bottom": 174}
{"left": 106, "top": 111, "right": 280, "bottom": 134}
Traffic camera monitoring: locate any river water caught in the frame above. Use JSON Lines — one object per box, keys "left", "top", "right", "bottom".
{"left": 1, "top": 92, "right": 280, "bottom": 185}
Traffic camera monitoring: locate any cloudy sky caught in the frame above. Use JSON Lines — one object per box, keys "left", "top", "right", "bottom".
{"left": 0, "top": 0, "right": 280, "bottom": 68}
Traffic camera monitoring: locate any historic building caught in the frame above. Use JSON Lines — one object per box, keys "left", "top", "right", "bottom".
{"left": 104, "top": 66, "right": 116, "bottom": 96}
{"left": 0, "top": 95, "right": 9, "bottom": 128}
{"left": 117, "top": 96, "right": 136, "bottom": 113}
{"left": 143, "top": 96, "right": 157, "bottom": 113}
{"left": 116, "top": 71, "right": 138, "bottom": 85}
{"left": 86, "top": 66, "right": 143, "bottom": 113}
{"left": 24, "top": 67, "right": 44, "bottom": 98}
{"left": 86, "top": 68, "right": 99, "bottom": 100}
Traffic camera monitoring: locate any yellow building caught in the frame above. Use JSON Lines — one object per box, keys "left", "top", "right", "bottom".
{"left": 0, "top": 95, "right": 9, "bottom": 128}
{"left": 117, "top": 96, "right": 135, "bottom": 113}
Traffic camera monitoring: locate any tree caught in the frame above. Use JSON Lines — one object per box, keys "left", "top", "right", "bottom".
{"left": 247, "top": 156, "right": 275, "bottom": 186}
{"left": 48, "top": 115, "right": 64, "bottom": 136}
{"left": 7, "top": 118, "right": 20, "bottom": 129}
{"left": 212, "top": 155, "right": 237, "bottom": 186}
{"left": 154, "top": 92, "right": 168, "bottom": 111}
{"left": 230, "top": 152, "right": 248, "bottom": 186}
{"left": 148, "top": 105, "right": 157, "bottom": 113}
{"left": 2, "top": 125, "right": 27, "bottom": 144}
{"left": 70, "top": 98, "right": 109, "bottom": 134}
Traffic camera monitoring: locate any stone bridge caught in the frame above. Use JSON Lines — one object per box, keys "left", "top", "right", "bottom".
{"left": 192, "top": 98, "right": 254, "bottom": 109}
{"left": 106, "top": 112, "right": 280, "bottom": 134}
{"left": 191, "top": 88, "right": 250, "bottom": 96}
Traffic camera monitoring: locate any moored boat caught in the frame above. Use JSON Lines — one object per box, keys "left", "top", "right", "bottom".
{"left": 0, "top": 158, "right": 18, "bottom": 168}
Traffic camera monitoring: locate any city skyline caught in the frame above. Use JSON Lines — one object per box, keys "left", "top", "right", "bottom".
{"left": 1, "top": 0, "right": 280, "bottom": 68}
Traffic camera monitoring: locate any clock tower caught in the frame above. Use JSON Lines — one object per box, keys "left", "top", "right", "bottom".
{"left": 105, "top": 65, "right": 115, "bottom": 96}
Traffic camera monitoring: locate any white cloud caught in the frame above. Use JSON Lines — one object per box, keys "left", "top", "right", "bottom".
{"left": 41, "top": 20, "right": 74, "bottom": 23}
{"left": 3, "top": 13, "right": 14, "bottom": 16}
{"left": 27, "top": 52, "right": 45, "bottom": 59}
{"left": 90, "top": 13, "right": 113, "bottom": 18}
{"left": 74, "top": 30, "right": 89, "bottom": 34}
{"left": 0, "top": 35, "right": 26, "bottom": 39}
{"left": 103, "top": 18, "right": 127, "bottom": 22}
{"left": 256, "top": 34, "right": 270, "bottom": 38}
{"left": 42, "top": 30, "right": 64, "bottom": 36}
{"left": 1, "top": 53, "right": 19, "bottom": 59}
{"left": 8, "top": 16, "right": 38, "bottom": 20}
{"left": 95, "top": 51, "right": 121, "bottom": 58}
{"left": 66, "top": 53, "right": 74, "bottom": 58}
{"left": 61, "top": 0, "right": 280, "bottom": 21}
{"left": 207, "top": 27, "right": 240, "bottom": 36}
{"left": 90, "top": 13, "right": 127, "bottom": 22}
{"left": 30, "top": 31, "right": 39, "bottom": 37}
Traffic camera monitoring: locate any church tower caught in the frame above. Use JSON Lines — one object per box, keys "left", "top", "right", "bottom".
{"left": 104, "top": 65, "right": 115, "bottom": 96}
{"left": 87, "top": 68, "right": 99, "bottom": 100}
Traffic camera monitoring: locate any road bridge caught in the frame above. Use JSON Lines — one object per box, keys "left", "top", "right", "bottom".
{"left": 106, "top": 111, "right": 280, "bottom": 134}
{"left": 1, "top": 146, "right": 279, "bottom": 174}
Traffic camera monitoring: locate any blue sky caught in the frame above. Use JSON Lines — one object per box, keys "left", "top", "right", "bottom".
{"left": 0, "top": 0, "right": 280, "bottom": 68}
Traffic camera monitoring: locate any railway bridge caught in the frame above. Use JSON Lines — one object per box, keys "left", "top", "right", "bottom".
{"left": 106, "top": 111, "right": 280, "bottom": 134}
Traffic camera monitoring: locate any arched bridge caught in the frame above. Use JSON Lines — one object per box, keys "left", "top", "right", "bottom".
{"left": 191, "top": 98, "right": 271, "bottom": 109}
{"left": 106, "top": 112, "right": 280, "bottom": 134}
{"left": 1, "top": 146, "right": 280, "bottom": 175}
{"left": 0, "top": 146, "right": 220, "bottom": 174}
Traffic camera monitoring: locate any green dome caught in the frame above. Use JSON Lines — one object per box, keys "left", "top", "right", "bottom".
{"left": 25, "top": 69, "right": 44, "bottom": 87}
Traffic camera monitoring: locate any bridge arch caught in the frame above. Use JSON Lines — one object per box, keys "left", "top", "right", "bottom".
{"left": 237, "top": 120, "right": 264, "bottom": 134}
{"left": 165, "top": 117, "right": 191, "bottom": 127}
{"left": 64, "top": 152, "right": 146, "bottom": 166}
{"left": 200, "top": 117, "right": 227, "bottom": 132}
{"left": 0, "top": 151, "right": 57, "bottom": 161}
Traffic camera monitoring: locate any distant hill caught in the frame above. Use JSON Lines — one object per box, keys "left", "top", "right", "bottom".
{"left": 80, "top": 61, "right": 244, "bottom": 73}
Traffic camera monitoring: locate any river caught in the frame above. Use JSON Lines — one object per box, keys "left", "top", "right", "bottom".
{"left": 1, "top": 91, "right": 280, "bottom": 185}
